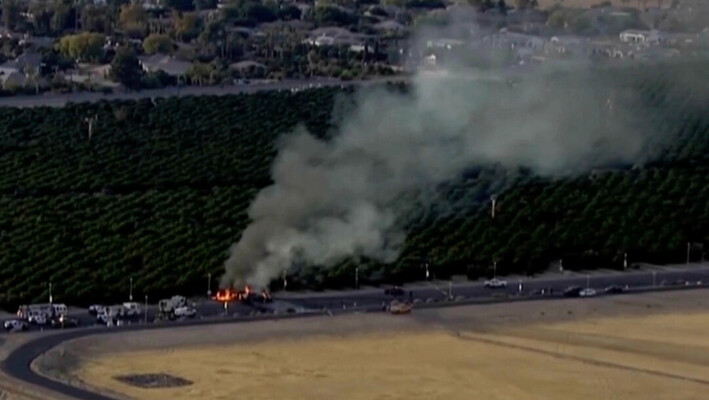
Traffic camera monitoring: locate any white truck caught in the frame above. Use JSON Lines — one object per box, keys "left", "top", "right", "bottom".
{"left": 122, "top": 302, "right": 141, "bottom": 317}
{"left": 97, "top": 305, "right": 126, "bottom": 325}
{"left": 157, "top": 296, "right": 187, "bottom": 320}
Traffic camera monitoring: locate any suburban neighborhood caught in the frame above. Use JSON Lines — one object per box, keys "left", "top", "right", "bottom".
{"left": 0, "top": 0, "right": 706, "bottom": 95}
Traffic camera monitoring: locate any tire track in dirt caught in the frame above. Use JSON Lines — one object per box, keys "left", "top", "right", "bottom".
{"left": 452, "top": 331, "right": 709, "bottom": 387}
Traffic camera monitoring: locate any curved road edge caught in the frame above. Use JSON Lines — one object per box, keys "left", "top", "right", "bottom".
{"left": 4, "top": 282, "right": 709, "bottom": 400}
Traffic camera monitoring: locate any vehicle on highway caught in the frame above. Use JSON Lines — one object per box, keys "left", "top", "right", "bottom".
{"left": 580, "top": 288, "right": 597, "bottom": 297}
{"left": 563, "top": 286, "right": 582, "bottom": 297}
{"left": 51, "top": 316, "right": 79, "bottom": 328}
{"left": 384, "top": 286, "right": 405, "bottom": 296}
{"left": 484, "top": 278, "right": 508, "bottom": 289}
{"left": 4, "top": 320, "right": 28, "bottom": 332}
{"left": 28, "top": 313, "right": 47, "bottom": 326}
{"left": 122, "top": 302, "right": 141, "bottom": 317}
{"left": 17, "top": 304, "right": 53, "bottom": 320}
{"left": 88, "top": 304, "right": 104, "bottom": 316}
{"left": 604, "top": 285, "right": 625, "bottom": 294}
{"left": 51, "top": 304, "right": 68, "bottom": 316}
{"left": 157, "top": 295, "right": 188, "bottom": 320}
{"left": 388, "top": 300, "right": 412, "bottom": 315}
{"left": 174, "top": 306, "right": 197, "bottom": 319}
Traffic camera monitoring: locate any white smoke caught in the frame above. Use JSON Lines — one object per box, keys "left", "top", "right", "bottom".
{"left": 221, "top": 24, "right": 664, "bottom": 289}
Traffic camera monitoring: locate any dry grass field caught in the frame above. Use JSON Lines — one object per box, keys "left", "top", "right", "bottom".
{"left": 38, "top": 289, "right": 709, "bottom": 400}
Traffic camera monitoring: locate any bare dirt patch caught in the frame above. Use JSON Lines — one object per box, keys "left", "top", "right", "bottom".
{"left": 114, "top": 374, "right": 193, "bottom": 389}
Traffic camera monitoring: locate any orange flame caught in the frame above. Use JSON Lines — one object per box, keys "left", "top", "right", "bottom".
{"left": 212, "top": 288, "right": 237, "bottom": 303}
{"left": 213, "top": 286, "right": 271, "bottom": 303}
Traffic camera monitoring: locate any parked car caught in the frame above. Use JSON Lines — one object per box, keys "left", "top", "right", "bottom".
{"left": 384, "top": 286, "right": 405, "bottom": 296}
{"left": 580, "top": 288, "right": 597, "bottom": 297}
{"left": 484, "top": 278, "right": 507, "bottom": 289}
{"left": 4, "top": 320, "right": 28, "bottom": 332}
{"left": 88, "top": 305, "right": 105, "bottom": 316}
{"left": 563, "top": 286, "right": 582, "bottom": 297}
{"left": 122, "top": 302, "right": 141, "bottom": 317}
{"left": 174, "top": 306, "right": 197, "bottom": 318}
{"left": 604, "top": 285, "right": 625, "bottom": 294}
{"left": 51, "top": 316, "right": 79, "bottom": 328}
{"left": 28, "top": 313, "right": 48, "bottom": 325}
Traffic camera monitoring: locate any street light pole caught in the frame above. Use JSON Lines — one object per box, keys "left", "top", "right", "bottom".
{"left": 425, "top": 263, "right": 430, "bottom": 280}
{"left": 490, "top": 195, "right": 497, "bottom": 219}
{"left": 129, "top": 277, "right": 133, "bottom": 302}
{"left": 493, "top": 261, "right": 497, "bottom": 278}
{"left": 283, "top": 270, "right": 287, "bottom": 291}
{"left": 144, "top": 295, "right": 148, "bottom": 324}
{"left": 207, "top": 273, "right": 212, "bottom": 297}
{"left": 49, "top": 282, "right": 53, "bottom": 304}
{"left": 355, "top": 267, "right": 359, "bottom": 290}
{"left": 624, "top": 252, "right": 628, "bottom": 270}
{"left": 687, "top": 242, "right": 691, "bottom": 264}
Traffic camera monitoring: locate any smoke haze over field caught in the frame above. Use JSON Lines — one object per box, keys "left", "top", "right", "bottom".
{"left": 221, "top": 32, "right": 682, "bottom": 288}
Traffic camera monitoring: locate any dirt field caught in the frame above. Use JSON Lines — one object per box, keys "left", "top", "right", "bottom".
{"left": 38, "top": 289, "right": 709, "bottom": 400}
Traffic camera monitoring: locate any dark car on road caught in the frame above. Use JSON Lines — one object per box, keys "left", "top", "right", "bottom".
{"left": 563, "top": 286, "right": 582, "bottom": 297}
{"left": 604, "top": 285, "right": 625, "bottom": 294}
{"left": 51, "top": 316, "right": 79, "bottom": 328}
{"left": 384, "top": 286, "right": 405, "bottom": 296}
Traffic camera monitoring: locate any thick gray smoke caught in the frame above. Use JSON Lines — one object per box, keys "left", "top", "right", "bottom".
{"left": 221, "top": 33, "right": 659, "bottom": 289}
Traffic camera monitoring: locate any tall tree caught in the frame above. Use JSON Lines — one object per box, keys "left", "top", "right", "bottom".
{"left": 2, "top": 0, "right": 20, "bottom": 31}
{"left": 110, "top": 46, "right": 143, "bottom": 89}
{"left": 56, "top": 32, "right": 105, "bottom": 62}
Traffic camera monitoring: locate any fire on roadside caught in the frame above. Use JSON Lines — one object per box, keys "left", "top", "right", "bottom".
{"left": 212, "top": 286, "right": 272, "bottom": 303}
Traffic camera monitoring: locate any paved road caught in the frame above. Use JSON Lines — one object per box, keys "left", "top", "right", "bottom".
{"left": 5, "top": 264, "right": 709, "bottom": 332}
{"left": 3, "top": 265, "right": 709, "bottom": 400}
{"left": 0, "top": 77, "right": 408, "bottom": 108}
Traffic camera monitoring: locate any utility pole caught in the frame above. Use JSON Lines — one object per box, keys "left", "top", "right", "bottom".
{"left": 493, "top": 261, "right": 497, "bottom": 278}
{"left": 686, "top": 242, "right": 691, "bottom": 264}
{"left": 559, "top": 259, "right": 563, "bottom": 272}
{"left": 84, "top": 114, "right": 97, "bottom": 140}
{"left": 490, "top": 195, "right": 497, "bottom": 219}
{"left": 355, "top": 267, "right": 359, "bottom": 289}
{"left": 207, "top": 273, "right": 212, "bottom": 297}
{"left": 48, "top": 282, "right": 53, "bottom": 304}
{"left": 424, "top": 263, "right": 430, "bottom": 280}
{"left": 283, "top": 270, "right": 287, "bottom": 291}
{"left": 129, "top": 277, "right": 133, "bottom": 302}
{"left": 144, "top": 295, "right": 148, "bottom": 324}
{"left": 624, "top": 252, "right": 628, "bottom": 270}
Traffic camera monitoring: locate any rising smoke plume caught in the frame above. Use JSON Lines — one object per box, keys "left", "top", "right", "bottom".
{"left": 221, "top": 22, "right": 674, "bottom": 289}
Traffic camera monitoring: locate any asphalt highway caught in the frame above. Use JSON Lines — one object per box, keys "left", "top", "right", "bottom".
{"left": 3, "top": 265, "right": 709, "bottom": 400}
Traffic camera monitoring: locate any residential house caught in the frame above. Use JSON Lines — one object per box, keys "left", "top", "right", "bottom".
{"left": 426, "top": 38, "right": 465, "bottom": 50}
{"left": 0, "top": 53, "right": 42, "bottom": 76}
{"left": 305, "top": 27, "right": 370, "bottom": 52}
{"left": 0, "top": 71, "right": 26, "bottom": 89}
{"left": 138, "top": 55, "right": 192, "bottom": 78}
{"left": 373, "top": 20, "right": 406, "bottom": 35}
{"left": 230, "top": 60, "right": 266, "bottom": 73}
{"left": 619, "top": 29, "right": 664, "bottom": 44}
{"left": 548, "top": 36, "right": 589, "bottom": 56}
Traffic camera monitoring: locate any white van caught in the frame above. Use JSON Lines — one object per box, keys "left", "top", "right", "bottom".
{"left": 122, "top": 302, "right": 140, "bottom": 317}
{"left": 52, "top": 304, "right": 68, "bottom": 316}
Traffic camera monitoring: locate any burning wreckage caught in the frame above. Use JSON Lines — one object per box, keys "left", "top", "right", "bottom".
{"left": 212, "top": 286, "right": 272, "bottom": 305}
